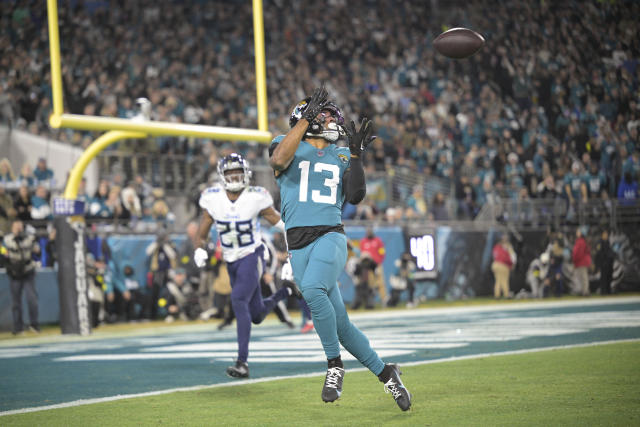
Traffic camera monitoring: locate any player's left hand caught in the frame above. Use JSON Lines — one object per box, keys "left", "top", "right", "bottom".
{"left": 194, "top": 247, "right": 208, "bottom": 268}
{"left": 344, "top": 117, "right": 376, "bottom": 157}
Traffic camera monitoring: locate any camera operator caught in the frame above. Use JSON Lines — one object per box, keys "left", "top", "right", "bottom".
{"left": 388, "top": 252, "right": 417, "bottom": 308}
{"left": 1, "top": 219, "right": 41, "bottom": 334}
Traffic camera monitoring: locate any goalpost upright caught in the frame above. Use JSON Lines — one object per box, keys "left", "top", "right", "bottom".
{"left": 46, "top": 0, "right": 272, "bottom": 334}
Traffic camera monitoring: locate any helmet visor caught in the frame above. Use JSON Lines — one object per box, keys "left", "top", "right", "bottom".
{"left": 223, "top": 169, "right": 245, "bottom": 184}
{"left": 321, "top": 104, "right": 344, "bottom": 125}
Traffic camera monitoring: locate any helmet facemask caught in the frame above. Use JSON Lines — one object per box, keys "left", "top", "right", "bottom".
{"left": 289, "top": 99, "right": 346, "bottom": 143}
{"left": 218, "top": 154, "right": 252, "bottom": 192}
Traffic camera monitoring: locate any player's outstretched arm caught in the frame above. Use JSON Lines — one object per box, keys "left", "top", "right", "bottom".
{"left": 269, "top": 121, "right": 308, "bottom": 173}
{"left": 343, "top": 117, "right": 376, "bottom": 204}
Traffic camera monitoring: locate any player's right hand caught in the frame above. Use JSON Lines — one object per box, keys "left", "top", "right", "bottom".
{"left": 302, "top": 84, "right": 328, "bottom": 123}
{"left": 344, "top": 117, "right": 376, "bottom": 157}
{"left": 194, "top": 247, "right": 208, "bottom": 268}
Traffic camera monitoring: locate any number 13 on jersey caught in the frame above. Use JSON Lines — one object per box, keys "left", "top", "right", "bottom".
{"left": 298, "top": 160, "right": 340, "bottom": 204}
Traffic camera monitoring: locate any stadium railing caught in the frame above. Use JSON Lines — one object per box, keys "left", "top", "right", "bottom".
{"left": 476, "top": 199, "right": 640, "bottom": 230}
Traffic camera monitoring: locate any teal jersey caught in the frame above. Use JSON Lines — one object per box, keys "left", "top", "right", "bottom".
{"left": 271, "top": 135, "right": 352, "bottom": 229}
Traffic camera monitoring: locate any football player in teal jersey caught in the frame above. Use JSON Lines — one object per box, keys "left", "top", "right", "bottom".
{"left": 269, "top": 85, "right": 412, "bottom": 411}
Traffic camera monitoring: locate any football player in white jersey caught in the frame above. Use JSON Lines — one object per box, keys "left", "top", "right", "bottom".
{"left": 194, "top": 153, "right": 301, "bottom": 378}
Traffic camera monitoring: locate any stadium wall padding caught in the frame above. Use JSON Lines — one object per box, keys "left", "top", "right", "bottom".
{"left": 2, "top": 225, "right": 639, "bottom": 330}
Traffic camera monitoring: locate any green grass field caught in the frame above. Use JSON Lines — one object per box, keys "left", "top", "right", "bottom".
{"left": 3, "top": 341, "right": 639, "bottom": 426}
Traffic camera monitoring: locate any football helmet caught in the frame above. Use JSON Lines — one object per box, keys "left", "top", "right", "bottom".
{"left": 289, "top": 98, "right": 345, "bottom": 143}
{"left": 217, "top": 153, "right": 252, "bottom": 192}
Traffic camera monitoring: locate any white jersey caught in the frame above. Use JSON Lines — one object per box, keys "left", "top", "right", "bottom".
{"left": 199, "top": 184, "right": 274, "bottom": 263}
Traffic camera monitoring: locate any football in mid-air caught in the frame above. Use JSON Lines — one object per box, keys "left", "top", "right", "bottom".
{"left": 433, "top": 27, "right": 485, "bottom": 59}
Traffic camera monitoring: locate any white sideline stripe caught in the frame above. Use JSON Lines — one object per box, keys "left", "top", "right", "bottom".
{"left": 2, "top": 338, "right": 638, "bottom": 417}
{"left": 2, "top": 296, "right": 638, "bottom": 348}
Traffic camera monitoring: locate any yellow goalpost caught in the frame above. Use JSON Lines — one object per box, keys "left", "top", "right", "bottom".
{"left": 47, "top": 0, "right": 273, "bottom": 334}
{"left": 46, "top": 0, "right": 272, "bottom": 200}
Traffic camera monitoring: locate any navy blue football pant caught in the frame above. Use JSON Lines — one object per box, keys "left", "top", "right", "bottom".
{"left": 290, "top": 232, "right": 385, "bottom": 376}
{"left": 299, "top": 297, "right": 312, "bottom": 324}
{"left": 226, "top": 246, "right": 289, "bottom": 363}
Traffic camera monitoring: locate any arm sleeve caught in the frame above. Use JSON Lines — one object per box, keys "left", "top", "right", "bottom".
{"left": 343, "top": 156, "right": 366, "bottom": 204}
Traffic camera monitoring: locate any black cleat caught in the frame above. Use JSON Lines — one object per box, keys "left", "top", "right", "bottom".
{"left": 283, "top": 280, "right": 303, "bottom": 299}
{"left": 321, "top": 366, "right": 345, "bottom": 402}
{"left": 226, "top": 360, "right": 249, "bottom": 378}
{"left": 379, "top": 364, "right": 412, "bottom": 411}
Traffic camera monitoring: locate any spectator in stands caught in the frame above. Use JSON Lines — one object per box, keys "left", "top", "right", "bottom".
{"left": 33, "top": 158, "right": 53, "bottom": 184}
{"left": 120, "top": 184, "right": 142, "bottom": 223}
{"left": 1, "top": 219, "right": 41, "bottom": 334}
{"left": 13, "top": 185, "right": 32, "bottom": 221}
{"left": 523, "top": 161, "right": 539, "bottom": 198}
{"left": 75, "top": 178, "right": 90, "bottom": 211}
{"left": 405, "top": 185, "right": 427, "bottom": 218}
{"left": 30, "top": 185, "right": 52, "bottom": 221}
{"left": 353, "top": 197, "right": 379, "bottom": 221}
{"left": 563, "top": 161, "right": 588, "bottom": 221}
{"left": 0, "top": 158, "right": 15, "bottom": 184}
{"left": 0, "top": 185, "right": 17, "bottom": 234}
{"left": 623, "top": 150, "right": 640, "bottom": 178}
{"left": 430, "top": 191, "right": 449, "bottom": 221}
{"left": 133, "top": 175, "right": 153, "bottom": 207}
{"left": 537, "top": 174, "right": 560, "bottom": 200}
{"left": 105, "top": 185, "right": 124, "bottom": 220}
{"left": 18, "top": 163, "right": 35, "bottom": 188}
{"left": 455, "top": 175, "right": 478, "bottom": 219}
{"left": 505, "top": 152, "right": 524, "bottom": 186}
{"left": 617, "top": 172, "right": 638, "bottom": 206}
{"left": 360, "top": 226, "right": 387, "bottom": 306}
{"left": 491, "top": 233, "right": 516, "bottom": 299}
{"left": 572, "top": 227, "right": 592, "bottom": 297}
{"left": 88, "top": 180, "right": 112, "bottom": 219}
{"left": 150, "top": 188, "right": 174, "bottom": 226}
{"left": 585, "top": 161, "right": 607, "bottom": 201}
{"left": 5, "top": 0, "right": 640, "bottom": 228}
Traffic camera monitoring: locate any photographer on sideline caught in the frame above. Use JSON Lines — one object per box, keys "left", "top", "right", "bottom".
{"left": 1, "top": 219, "right": 41, "bottom": 334}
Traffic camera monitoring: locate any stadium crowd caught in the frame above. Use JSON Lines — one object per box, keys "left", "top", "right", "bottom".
{"left": 1, "top": 0, "right": 639, "bottom": 223}
{"left": 1, "top": 0, "right": 640, "bottom": 327}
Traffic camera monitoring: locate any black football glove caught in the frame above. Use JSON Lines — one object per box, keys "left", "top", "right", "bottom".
{"left": 301, "top": 84, "right": 328, "bottom": 123}
{"left": 344, "top": 117, "right": 376, "bottom": 157}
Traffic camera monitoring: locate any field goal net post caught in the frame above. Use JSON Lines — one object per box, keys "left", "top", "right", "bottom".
{"left": 46, "top": 0, "right": 272, "bottom": 334}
